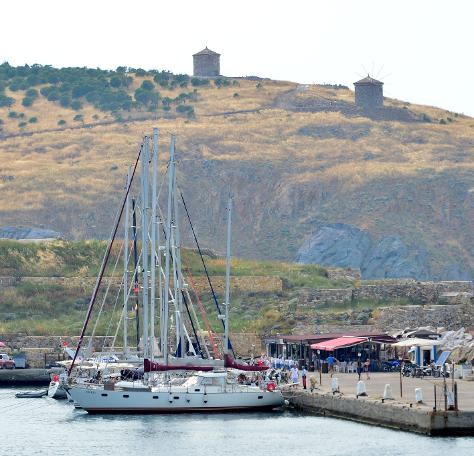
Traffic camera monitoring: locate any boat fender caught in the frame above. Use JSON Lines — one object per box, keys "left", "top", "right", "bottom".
{"left": 53, "top": 374, "right": 59, "bottom": 382}
{"left": 266, "top": 382, "right": 276, "bottom": 392}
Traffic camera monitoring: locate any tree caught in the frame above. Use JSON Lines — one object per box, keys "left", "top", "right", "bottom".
{"left": 26, "top": 88, "right": 39, "bottom": 98}
{"left": 59, "top": 95, "right": 71, "bottom": 108}
{"left": 0, "top": 94, "right": 14, "bottom": 108}
{"left": 110, "top": 76, "right": 122, "bottom": 88}
{"left": 71, "top": 100, "right": 83, "bottom": 110}
{"left": 22, "top": 97, "right": 34, "bottom": 107}
{"left": 141, "top": 80, "right": 154, "bottom": 91}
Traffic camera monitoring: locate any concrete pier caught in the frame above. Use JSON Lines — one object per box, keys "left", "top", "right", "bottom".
{"left": 0, "top": 368, "right": 58, "bottom": 385}
{"left": 283, "top": 373, "right": 474, "bottom": 436}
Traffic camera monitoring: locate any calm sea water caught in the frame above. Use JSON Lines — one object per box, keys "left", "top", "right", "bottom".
{"left": 1, "top": 388, "right": 473, "bottom": 456}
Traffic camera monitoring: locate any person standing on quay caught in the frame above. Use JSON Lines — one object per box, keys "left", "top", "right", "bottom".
{"left": 290, "top": 365, "right": 299, "bottom": 385}
{"left": 364, "top": 358, "right": 371, "bottom": 380}
{"left": 301, "top": 366, "right": 308, "bottom": 389}
{"left": 357, "top": 358, "right": 363, "bottom": 381}
{"left": 327, "top": 354, "right": 336, "bottom": 377}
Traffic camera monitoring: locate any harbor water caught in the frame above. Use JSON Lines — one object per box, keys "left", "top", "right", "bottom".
{"left": 1, "top": 388, "right": 473, "bottom": 456}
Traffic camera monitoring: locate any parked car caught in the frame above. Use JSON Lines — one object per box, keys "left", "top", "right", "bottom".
{"left": 0, "top": 353, "right": 16, "bottom": 369}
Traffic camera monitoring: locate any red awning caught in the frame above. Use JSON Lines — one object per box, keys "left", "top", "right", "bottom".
{"left": 310, "top": 337, "right": 367, "bottom": 351}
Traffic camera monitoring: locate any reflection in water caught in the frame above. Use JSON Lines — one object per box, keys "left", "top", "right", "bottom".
{"left": 1, "top": 389, "right": 473, "bottom": 456}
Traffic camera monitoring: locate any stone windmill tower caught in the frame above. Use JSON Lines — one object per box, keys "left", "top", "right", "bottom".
{"left": 193, "top": 47, "right": 220, "bottom": 77}
{"left": 354, "top": 75, "right": 384, "bottom": 108}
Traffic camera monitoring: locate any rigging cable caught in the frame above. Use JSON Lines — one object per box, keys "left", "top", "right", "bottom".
{"left": 68, "top": 144, "right": 142, "bottom": 375}
{"left": 179, "top": 189, "right": 235, "bottom": 357}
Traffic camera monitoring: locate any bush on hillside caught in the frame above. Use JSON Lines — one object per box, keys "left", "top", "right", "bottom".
{"left": 141, "top": 80, "right": 154, "bottom": 91}
{"left": 22, "top": 97, "right": 34, "bottom": 107}
{"left": 70, "top": 100, "right": 83, "bottom": 110}
{"left": 28, "top": 117, "right": 38, "bottom": 123}
{"left": 59, "top": 95, "right": 71, "bottom": 108}
{"left": 57, "top": 119, "right": 66, "bottom": 125}
{"left": 191, "top": 77, "right": 210, "bottom": 87}
{"left": 25, "top": 88, "right": 39, "bottom": 98}
{"left": 0, "top": 94, "right": 14, "bottom": 107}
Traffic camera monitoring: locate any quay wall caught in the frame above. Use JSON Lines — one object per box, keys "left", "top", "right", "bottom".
{"left": 285, "top": 389, "right": 474, "bottom": 436}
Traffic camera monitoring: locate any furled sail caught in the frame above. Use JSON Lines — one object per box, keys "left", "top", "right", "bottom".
{"left": 224, "top": 354, "right": 268, "bottom": 371}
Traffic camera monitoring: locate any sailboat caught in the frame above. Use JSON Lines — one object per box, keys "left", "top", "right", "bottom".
{"left": 65, "top": 129, "right": 284, "bottom": 413}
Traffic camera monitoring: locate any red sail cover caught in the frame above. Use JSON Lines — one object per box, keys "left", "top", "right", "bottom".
{"left": 224, "top": 354, "right": 269, "bottom": 371}
{"left": 144, "top": 359, "right": 214, "bottom": 372}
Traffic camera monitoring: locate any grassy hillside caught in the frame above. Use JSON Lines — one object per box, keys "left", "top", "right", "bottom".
{"left": 1, "top": 64, "right": 474, "bottom": 279}
{"left": 0, "top": 240, "right": 353, "bottom": 336}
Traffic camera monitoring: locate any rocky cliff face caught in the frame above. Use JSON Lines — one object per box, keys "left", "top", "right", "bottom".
{"left": 296, "top": 223, "right": 432, "bottom": 279}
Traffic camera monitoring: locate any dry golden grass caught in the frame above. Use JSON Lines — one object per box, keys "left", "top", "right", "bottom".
{"left": 0, "top": 76, "right": 473, "bottom": 234}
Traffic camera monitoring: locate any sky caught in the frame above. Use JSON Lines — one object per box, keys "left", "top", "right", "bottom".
{"left": 1, "top": 0, "right": 473, "bottom": 116}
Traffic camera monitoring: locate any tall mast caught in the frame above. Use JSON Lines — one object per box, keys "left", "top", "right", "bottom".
{"left": 123, "top": 166, "right": 131, "bottom": 357}
{"left": 172, "top": 156, "right": 185, "bottom": 357}
{"left": 224, "top": 195, "right": 232, "bottom": 355}
{"left": 150, "top": 128, "right": 158, "bottom": 361}
{"left": 162, "top": 135, "right": 175, "bottom": 365}
{"left": 141, "top": 138, "right": 149, "bottom": 359}
{"left": 132, "top": 198, "right": 140, "bottom": 351}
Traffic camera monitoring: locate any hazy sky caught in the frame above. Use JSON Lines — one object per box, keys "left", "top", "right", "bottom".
{"left": 1, "top": 0, "right": 473, "bottom": 115}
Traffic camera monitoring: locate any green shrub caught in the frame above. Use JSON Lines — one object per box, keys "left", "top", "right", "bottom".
{"left": 439, "top": 118, "right": 447, "bottom": 125}
{"left": 153, "top": 71, "right": 172, "bottom": 87}
{"left": 25, "top": 88, "right": 39, "bottom": 98}
{"left": 110, "top": 76, "right": 122, "bottom": 88}
{"left": 214, "top": 78, "right": 230, "bottom": 88}
{"left": 135, "top": 68, "right": 146, "bottom": 77}
{"left": 191, "top": 77, "right": 210, "bottom": 87}
{"left": 421, "top": 113, "right": 432, "bottom": 123}
{"left": 70, "top": 100, "right": 83, "bottom": 110}
{"left": 22, "top": 97, "right": 34, "bottom": 107}
{"left": 233, "top": 92, "right": 240, "bottom": 98}
{"left": 18, "top": 121, "right": 27, "bottom": 128}
{"left": 8, "top": 111, "right": 18, "bottom": 118}
{"left": 73, "top": 114, "right": 83, "bottom": 121}
{"left": 28, "top": 116, "right": 38, "bottom": 123}
{"left": 57, "top": 119, "right": 66, "bottom": 125}
{"left": 59, "top": 95, "right": 71, "bottom": 107}
{"left": 141, "top": 80, "right": 154, "bottom": 91}
{"left": 176, "top": 104, "right": 195, "bottom": 118}
{"left": 0, "top": 94, "right": 14, "bottom": 107}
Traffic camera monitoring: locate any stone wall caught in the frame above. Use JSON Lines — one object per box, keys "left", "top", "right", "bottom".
{"left": 375, "top": 303, "right": 474, "bottom": 331}
{"left": 0, "top": 276, "right": 19, "bottom": 287}
{"left": 0, "top": 275, "right": 282, "bottom": 294}
{"left": 298, "top": 280, "right": 473, "bottom": 307}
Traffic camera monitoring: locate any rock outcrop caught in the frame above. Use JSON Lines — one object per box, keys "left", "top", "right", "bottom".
{"left": 297, "top": 223, "right": 438, "bottom": 280}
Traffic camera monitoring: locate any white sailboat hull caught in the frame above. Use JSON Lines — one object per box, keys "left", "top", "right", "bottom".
{"left": 67, "top": 384, "right": 284, "bottom": 413}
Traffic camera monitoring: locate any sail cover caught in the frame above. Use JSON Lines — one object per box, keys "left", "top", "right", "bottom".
{"left": 224, "top": 354, "right": 269, "bottom": 371}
